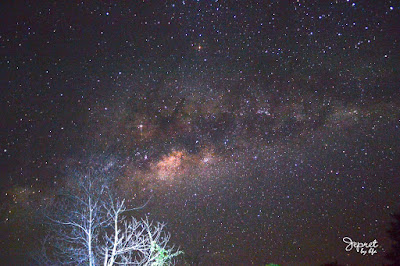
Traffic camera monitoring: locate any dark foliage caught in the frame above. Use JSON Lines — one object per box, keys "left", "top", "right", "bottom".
{"left": 386, "top": 212, "right": 400, "bottom": 265}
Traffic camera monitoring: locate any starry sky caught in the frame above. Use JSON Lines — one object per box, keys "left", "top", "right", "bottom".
{"left": 1, "top": 0, "right": 400, "bottom": 265}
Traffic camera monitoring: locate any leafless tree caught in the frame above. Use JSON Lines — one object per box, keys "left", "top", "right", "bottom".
{"left": 38, "top": 171, "right": 182, "bottom": 265}
{"left": 102, "top": 199, "right": 181, "bottom": 265}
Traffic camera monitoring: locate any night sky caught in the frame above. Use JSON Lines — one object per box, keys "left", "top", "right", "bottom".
{"left": 1, "top": 0, "right": 400, "bottom": 265}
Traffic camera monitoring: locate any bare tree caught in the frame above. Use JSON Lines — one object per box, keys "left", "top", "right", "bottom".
{"left": 38, "top": 171, "right": 182, "bottom": 265}
{"left": 102, "top": 199, "right": 181, "bottom": 265}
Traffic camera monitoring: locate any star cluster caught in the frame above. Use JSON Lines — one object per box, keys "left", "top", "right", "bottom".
{"left": 1, "top": 1, "right": 399, "bottom": 264}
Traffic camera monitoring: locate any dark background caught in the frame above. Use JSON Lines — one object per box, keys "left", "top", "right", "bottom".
{"left": 1, "top": 0, "right": 399, "bottom": 265}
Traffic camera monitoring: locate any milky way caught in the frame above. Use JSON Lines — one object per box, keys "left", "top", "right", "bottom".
{"left": 1, "top": 1, "right": 400, "bottom": 265}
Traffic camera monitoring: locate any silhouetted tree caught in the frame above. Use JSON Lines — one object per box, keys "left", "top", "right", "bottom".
{"left": 320, "top": 259, "right": 343, "bottom": 266}
{"left": 386, "top": 211, "right": 400, "bottom": 265}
